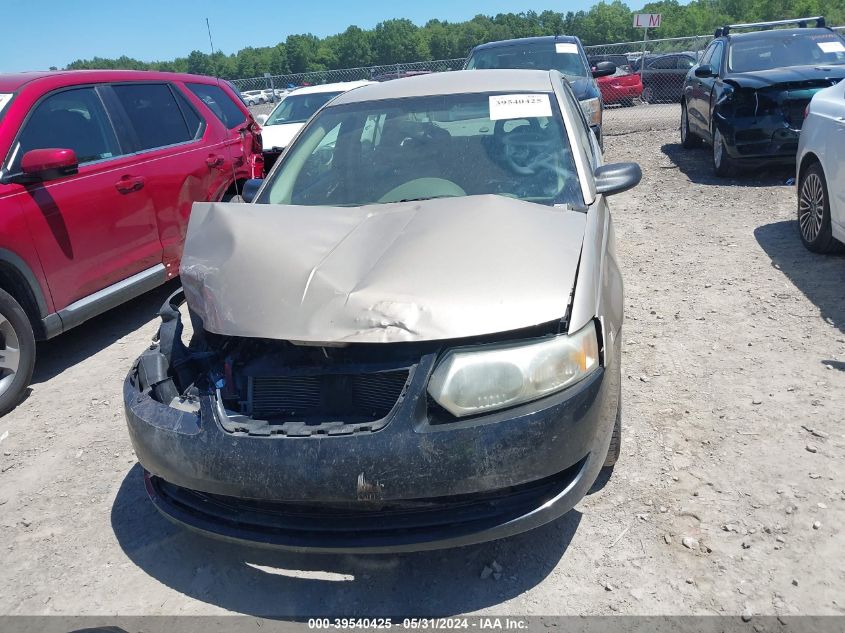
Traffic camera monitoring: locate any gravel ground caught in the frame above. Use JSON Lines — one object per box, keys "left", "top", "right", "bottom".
{"left": 0, "top": 126, "right": 843, "bottom": 618}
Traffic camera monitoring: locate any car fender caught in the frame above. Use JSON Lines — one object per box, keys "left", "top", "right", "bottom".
{"left": 0, "top": 247, "right": 61, "bottom": 339}
{"left": 797, "top": 114, "right": 826, "bottom": 181}
{"left": 568, "top": 199, "right": 623, "bottom": 370}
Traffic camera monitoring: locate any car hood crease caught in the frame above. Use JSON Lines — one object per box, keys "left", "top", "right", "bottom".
{"left": 181, "top": 195, "right": 587, "bottom": 343}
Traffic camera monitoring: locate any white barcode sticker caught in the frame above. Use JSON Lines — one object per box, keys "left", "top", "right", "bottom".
{"left": 555, "top": 42, "right": 579, "bottom": 54}
{"left": 818, "top": 41, "right": 845, "bottom": 53}
{"left": 489, "top": 94, "right": 553, "bottom": 121}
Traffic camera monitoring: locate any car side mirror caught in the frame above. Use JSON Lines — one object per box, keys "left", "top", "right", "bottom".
{"left": 694, "top": 64, "right": 716, "bottom": 78}
{"left": 594, "top": 163, "right": 642, "bottom": 197}
{"left": 20, "top": 148, "right": 78, "bottom": 182}
{"left": 241, "top": 178, "right": 263, "bottom": 203}
{"left": 255, "top": 114, "right": 268, "bottom": 126}
{"left": 592, "top": 61, "right": 616, "bottom": 78}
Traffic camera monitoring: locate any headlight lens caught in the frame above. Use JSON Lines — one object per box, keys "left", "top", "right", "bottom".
{"left": 427, "top": 322, "right": 600, "bottom": 417}
{"left": 580, "top": 97, "right": 602, "bottom": 127}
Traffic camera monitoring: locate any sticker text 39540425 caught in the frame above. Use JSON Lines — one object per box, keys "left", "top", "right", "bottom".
{"left": 488, "top": 94, "right": 553, "bottom": 121}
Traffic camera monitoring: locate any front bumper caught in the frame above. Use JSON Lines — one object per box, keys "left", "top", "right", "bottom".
{"left": 124, "top": 354, "right": 619, "bottom": 553}
{"left": 716, "top": 114, "right": 802, "bottom": 166}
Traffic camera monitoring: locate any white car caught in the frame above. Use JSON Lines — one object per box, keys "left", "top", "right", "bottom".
{"left": 256, "top": 81, "right": 373, "bottom": 164}
{"left": 262, "top": 89, "right": 281, "bottom": 103}
{"left": 241, "top": 90, "right": 266, "bottom": 106}
{"left": 797, "top": 81, "right": 845, "bottom": 253}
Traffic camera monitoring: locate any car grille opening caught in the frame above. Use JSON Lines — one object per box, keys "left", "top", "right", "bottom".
{"left": 247, "top": 369, "right": 411, "bottom": 430}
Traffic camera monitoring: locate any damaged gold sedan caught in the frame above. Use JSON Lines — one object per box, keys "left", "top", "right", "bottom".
{"left": 123, "top": 69, "right": 641, "bottom": 552}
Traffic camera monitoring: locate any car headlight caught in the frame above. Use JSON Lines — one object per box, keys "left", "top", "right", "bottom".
{"left": 580, "top": 97, "right": 602, "bottom": 127}
{"left": 427, "top": 322, "right": 600, "bottom": 417}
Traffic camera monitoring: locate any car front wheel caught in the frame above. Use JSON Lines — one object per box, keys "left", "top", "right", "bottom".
{"left": 603, "top": 406, "right": 621, "bottom": 468}
{"left": 0, "top": 289, "right": 36, "bottom": 416}
{"left": 798, "top": 162, "right": 844, "bottom": 254}
{"left": 712, "top": 127, "right": 735, "bottom": 177}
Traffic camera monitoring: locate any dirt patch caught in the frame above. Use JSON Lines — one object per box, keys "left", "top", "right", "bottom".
{"left": 0, "top": 128, "right": 842, "bottom": 617}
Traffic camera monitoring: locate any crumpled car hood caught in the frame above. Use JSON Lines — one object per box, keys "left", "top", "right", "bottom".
{"left": 724, "top": 65, "right": 845, "bottom": 90}
{"left": 181, "top": 195, "right": 586, "bottom": 343}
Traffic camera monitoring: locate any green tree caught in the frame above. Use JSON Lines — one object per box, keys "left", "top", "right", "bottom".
{"left": 64, "top": 0, "right": 845, "bottom": 76}
{"left": 335, "top": 26, "right": 374, "bottom": 68}
{"left": 286, "top": 34, "right": 323, "bottom": 73}
{"left": 372, "top": 19, "right": 429, "bottom": 65}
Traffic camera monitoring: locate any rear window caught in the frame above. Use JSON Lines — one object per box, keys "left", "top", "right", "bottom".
{"left": 467, "top": 42, "right": 589, "bottom": 78}
{"left": 186, "top": 83, "right": 247, "bottom": 130}
{"left": 112, "top": 84, "right": 196, "bottom": 151}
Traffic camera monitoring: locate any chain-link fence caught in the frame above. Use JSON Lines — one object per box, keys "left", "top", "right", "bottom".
{"left": 235, "top": 28, "right": 845, "bottom": 137}
{"left": 584, "top": 35, "right": 712, "bottom": 136}
{"left": 231, "top": 59, "right": 467, "bottom": 93}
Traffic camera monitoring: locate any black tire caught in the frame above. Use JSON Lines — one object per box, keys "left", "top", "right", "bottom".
{"left": 222, "top": 190, "right": 244, "bottom": 203}
{"left": 0, "top": 289, "right": 36, "bottom": 417}
{"left": 798, "top": 162, "right": 845, "bottom": 254}
{"left": 680, "top": 101, "right": 702, "bottom": 149}
{"left": 711, "top": 126, "right": 735, "bottom": 178}
{"left": 603, "top": 405, "right": 622, "bottom": 468}
{"left": 642, "top": 86, "right": 654, "bottom": 104}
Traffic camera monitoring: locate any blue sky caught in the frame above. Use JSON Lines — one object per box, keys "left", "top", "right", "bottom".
{"left": 1, "top": 0, "right": 622, "bottom": 72}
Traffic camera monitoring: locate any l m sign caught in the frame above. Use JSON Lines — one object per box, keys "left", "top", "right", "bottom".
{"left": 634, "top": 13, "right": 662, "bottom": 28}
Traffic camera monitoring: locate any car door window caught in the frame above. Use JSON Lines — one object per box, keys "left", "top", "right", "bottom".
{"left": 185, "top": 83, "right": 246, "bottom": 130}
{"left": 677, "top": 56, "right": 695, "bottom": 70}
{"left": 700, "top": 43, "right": 717, "bottom": 66}
{"left": 648, "top": 56, "right": 676, "bottom": 70}
{"left": 112, "top": 83, "right": 195, "bottom": 152}
{"left": 171, "top": 88, "right": 204, "bottom": 139}
{"left": 709, "top": 43, "right": 725, "bottom": 75}
{"left": 8, "top": 87, "right": 120, "bottom": 172}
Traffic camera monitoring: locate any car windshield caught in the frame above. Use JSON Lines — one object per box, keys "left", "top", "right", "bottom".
{"left": 728, "top": 31, "right": 845, "bottom": 73}
{"left": 265, "top": 91, "right": 343, "bottom": 125}
{"left": 259, "top": 91, "right": 582, "bottom": 209}
{"left": 466, "top": 43, "right": 589, "bottom": 78}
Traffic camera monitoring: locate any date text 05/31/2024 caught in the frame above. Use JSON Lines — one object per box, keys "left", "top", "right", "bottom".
{"left": 307, "top": 618, "right": 530, "bottom": 630}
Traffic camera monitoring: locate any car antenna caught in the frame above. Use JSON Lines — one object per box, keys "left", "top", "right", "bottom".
{"left": 206, "top": 17, "right": 243, "bottom": 200}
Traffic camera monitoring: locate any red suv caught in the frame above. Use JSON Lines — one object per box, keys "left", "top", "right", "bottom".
{"left": 0, "top": 70, "right": 263, "bottom": 415}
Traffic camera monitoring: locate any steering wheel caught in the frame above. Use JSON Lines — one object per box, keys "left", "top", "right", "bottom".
{"left": 494, "top": 118, "right": 557, "bottom": 176}
{"left": 378, "top": 178, "right": 466, "bottom": 203}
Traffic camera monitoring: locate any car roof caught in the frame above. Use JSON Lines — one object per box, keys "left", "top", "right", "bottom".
{"left": 288, "top": 80, "right": 374, "bottom": 96}
{"left": 0, "top": 69, "right": 226, "bottom": 93}
{"left": 471, "top": 35, "right": 581, "bottom": 52}
{"left": 727, "top": 27, "right": 835, "bottom": 42}
{"left": 332, "top": 70, "right": 555, "bottom": 105}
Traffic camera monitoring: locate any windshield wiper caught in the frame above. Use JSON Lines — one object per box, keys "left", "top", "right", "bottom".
{"left": 389, "top": 195, "right": 459, "bottom": 203}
